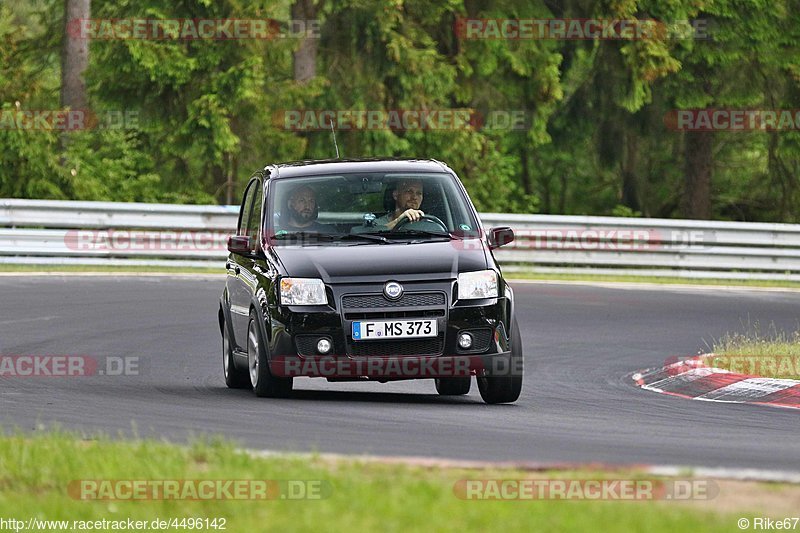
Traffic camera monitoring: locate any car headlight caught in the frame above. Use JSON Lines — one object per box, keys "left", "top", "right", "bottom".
{"left": 457, "top": 270, "right": 498, "bottom": 300}
{"left": 280, "top": 278, "right": 327, "bottom": 305}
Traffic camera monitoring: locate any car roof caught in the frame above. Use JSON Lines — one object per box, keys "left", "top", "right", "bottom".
{"left": 265, "top": 158, "right": 452, "bottom": 178}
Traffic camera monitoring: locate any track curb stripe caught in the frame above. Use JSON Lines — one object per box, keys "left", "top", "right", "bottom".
{"left": 632, "top": 355, "right": 800, "bottom": 410}
{"left": 755, "top": 384, "right": 800, "bottom": 408}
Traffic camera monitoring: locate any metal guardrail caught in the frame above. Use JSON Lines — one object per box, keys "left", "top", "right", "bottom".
{"left": 0, "top": 199, "right": 238, "bottom": 230}
{"left": 2, "top": 198, "right": 800, "bottom": 280}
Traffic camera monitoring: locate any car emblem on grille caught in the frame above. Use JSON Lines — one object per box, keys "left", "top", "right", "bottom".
{"left": 383, "top": 281, "right": 403, "bottom": 301}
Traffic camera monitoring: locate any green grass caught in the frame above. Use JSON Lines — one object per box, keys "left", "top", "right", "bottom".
{"left": 0, "top": 264, "right": 222, "bottom": 274}
{"left": 711, "top": 323, "right": 800, "bottom": 379}
{"left": 505, "top": 271, "right": 800, "bottom": 289}
{"left": 0, "top": 431, "right": 768, "bottom": 532}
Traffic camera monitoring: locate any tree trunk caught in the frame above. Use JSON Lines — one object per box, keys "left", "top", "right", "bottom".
{"left": 292, "top": 0, "right": 317, "bottom": 82}
{"left": 540, "top": 176, "right": 551, "bottom": 214}
{"left": 226, "top": 153, "right": 237, "bottom": 206}
{"left": 60, "top": 0, "right": 90, "bottom": 111}
{"left": 682, "top": 131, "right": 713, "bottom": 219}
{"left": 520, "top": 148, "right": 533, "bottom": 196}
{"left": 621, "top": 130, "right": 640, "bottom": 212}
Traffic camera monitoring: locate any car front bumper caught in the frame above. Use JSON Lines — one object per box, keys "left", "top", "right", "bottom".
{"left": 266, "top": 281, "right": 513, "bottom": 380}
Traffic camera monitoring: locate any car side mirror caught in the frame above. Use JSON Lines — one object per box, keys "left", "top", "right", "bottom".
{"left": 489, "top": 227, "right": 515, "bottom": 249}
{"left": 227, "top": 235, "right": 252, "bottom": 255}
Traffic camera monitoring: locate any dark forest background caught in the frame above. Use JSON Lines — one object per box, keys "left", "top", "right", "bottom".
{"left": 1, "top": 0, "right": 799, "bottom": 221}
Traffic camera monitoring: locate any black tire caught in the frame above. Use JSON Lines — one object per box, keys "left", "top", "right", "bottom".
{"left": 477, "top": 319, "right": 523, "bottom": 404}
{"left": 222, "top": 319, "right": 250, "bottom": 389}
{"left": 247, "top": 311, "right": 293, "bottom": 398}
{"left": 434, "top": 377, "right": 471, "bottom": 395}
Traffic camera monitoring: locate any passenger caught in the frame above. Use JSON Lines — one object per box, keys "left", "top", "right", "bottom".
{"left": 280, "top": 185, "right": 335, "bottom": 233}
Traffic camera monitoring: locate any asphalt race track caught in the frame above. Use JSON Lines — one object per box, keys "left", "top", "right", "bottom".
{"left": 1, "top": 276, "right": 799, "bottom": 471}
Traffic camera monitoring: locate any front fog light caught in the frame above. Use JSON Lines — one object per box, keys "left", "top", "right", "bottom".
{"left": 458, "top": 332, "right": 473, "bottom": 349}
{"left": 317, "top": 338, "right": 332, "bottom": 354}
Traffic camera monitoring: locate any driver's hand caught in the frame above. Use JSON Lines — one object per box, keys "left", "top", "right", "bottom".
{"left": 401, "top": 209, "right": 424, "bottom": 223}
{"left": 388, "top": 209, "right": 424, "bottom": 229}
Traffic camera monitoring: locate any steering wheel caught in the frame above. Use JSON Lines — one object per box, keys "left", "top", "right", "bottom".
{"left": 392, "top": 214, "right": 448, "bottom": 233}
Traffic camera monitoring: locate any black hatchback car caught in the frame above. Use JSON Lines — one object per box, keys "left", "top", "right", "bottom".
{"left": 218, "top": 159, "right": 522, "bottom": 404}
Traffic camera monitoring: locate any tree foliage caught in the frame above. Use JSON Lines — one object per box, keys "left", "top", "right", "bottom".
{"left": 0, "top": 0, "right": 798, "bottom": 221}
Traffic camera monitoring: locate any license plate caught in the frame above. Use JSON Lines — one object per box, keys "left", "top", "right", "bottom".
{"left": 352, "top": 319, "right": 437, "bottom": 340}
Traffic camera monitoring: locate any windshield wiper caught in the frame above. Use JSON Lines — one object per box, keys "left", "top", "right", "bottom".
{"left": 333, "top": 232, "right": 391, "bottom": 244}
{"left": 273, "top": 230, "right": 452, "bottom": 244}
{"left": 388, "top": 229, "right": 454, "bottom": 239}
{"left": 273, "top": 231, "right": 333, "bottom": 241}
{"left": 273, "top": 231, "right": 391, "bottom": 244}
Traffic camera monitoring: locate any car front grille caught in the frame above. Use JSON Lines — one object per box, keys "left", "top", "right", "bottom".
{"left": 341, "top": 292, "right": 445, "bottom": 309}
{"left": 342, "top": 290, "right": 448, "bottom": 356}
{"left": 349, "top": 334, "right": 445, "bottom": 357}
{"left": 344, "top": 309, "right": 445, "bottom": 320}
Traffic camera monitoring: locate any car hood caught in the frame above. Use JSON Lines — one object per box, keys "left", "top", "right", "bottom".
{"left": 270, "top": 239, "right": 488, "bottom": 283}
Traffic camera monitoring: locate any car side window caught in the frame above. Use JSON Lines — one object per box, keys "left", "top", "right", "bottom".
{"left": 238, "top": 180, "right": 257, "bottom": 236}
{"left": 247, "top": 182, "right": 263, "bottom": 243}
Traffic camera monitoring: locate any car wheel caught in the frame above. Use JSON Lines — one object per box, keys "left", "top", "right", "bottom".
{"left": 477, "top": 319, "right": 523, "bottom": 404}
{"left": 248, "top": 311, "right": 293, "bottom": 398}
{"left": 222, "top": 319, "right": 250, "bottom": 389}
{"left": 434, "top": 377, "right": 471, "bottom": 395}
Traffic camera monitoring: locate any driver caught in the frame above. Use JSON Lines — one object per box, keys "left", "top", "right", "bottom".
{"left": 280, "top": 185, "right": 335, "bottom": 233}
{"left": 376, "top": 179, "right": 424, "bottom": 230}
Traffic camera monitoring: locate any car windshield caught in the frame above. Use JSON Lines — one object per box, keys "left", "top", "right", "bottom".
{"left": 267, "top": 172, "right": 480, "bottom": 244}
